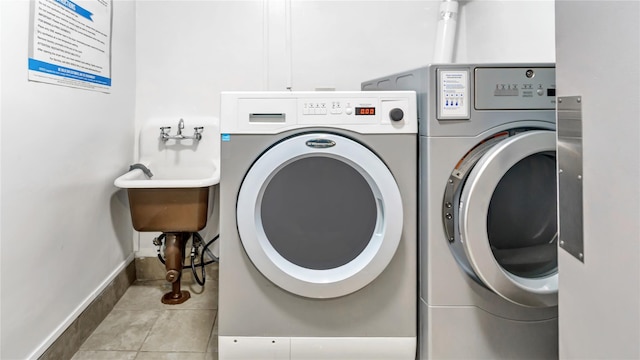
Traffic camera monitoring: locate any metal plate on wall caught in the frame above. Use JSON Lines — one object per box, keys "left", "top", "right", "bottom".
{"left": 557, "top": 96, "right": 584, "bottom": 262}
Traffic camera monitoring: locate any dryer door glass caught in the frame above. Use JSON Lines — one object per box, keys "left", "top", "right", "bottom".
{"left": 236, "top": 133, "right": 404, "bottom": 299}
{"left": 261, "top": 156, "right": 377, "bottom": 270}
{"left": 487, "top": 152, "right": 557, "bottom": 278}
{"left": 457, "top": 130, "right": 558, "bottom": 308}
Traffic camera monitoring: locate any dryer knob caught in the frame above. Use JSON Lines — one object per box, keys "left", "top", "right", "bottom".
{"left": 389, "top": 108, "right": 404, "bottom": 122}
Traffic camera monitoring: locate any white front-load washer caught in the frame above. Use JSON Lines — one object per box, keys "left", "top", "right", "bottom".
{"left": 363, "top": 64, "right": 559, "bottom": 359}
{"left": 218, "top": 91, "right": 418, "bottom": 359}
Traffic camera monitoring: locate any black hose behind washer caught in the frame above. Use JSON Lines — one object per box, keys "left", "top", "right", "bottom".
{"left": 191, "top": 233, "right": 219, "bottom": 286}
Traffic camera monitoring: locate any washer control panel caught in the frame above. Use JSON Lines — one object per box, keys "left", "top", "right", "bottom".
{"left": 221, "top": 91, "right": 417, "bottom": 134}
{"left": 299, "top": 97, "right": 405, "bottom": 125}
{"left": 302, "top": 101, "right": 348, "bottom": 115}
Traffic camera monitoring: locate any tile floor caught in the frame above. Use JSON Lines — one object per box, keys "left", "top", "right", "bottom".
{"left": 71, "top": 267, "right": 219, "bottom": 360}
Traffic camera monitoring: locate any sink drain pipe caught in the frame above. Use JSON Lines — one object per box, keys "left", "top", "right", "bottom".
{"left": 161, "top": 232, "right": 191, "bottom": 305}
{"left": 154, "top": 232, "right": 219, "bottom": 286}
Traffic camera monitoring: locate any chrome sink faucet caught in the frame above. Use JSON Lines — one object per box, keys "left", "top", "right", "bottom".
{"left": 160, "top": 118, "right": 204, "bottom": 142}
{"left": 177, "top": 118, "right": 184, "bottom": 136}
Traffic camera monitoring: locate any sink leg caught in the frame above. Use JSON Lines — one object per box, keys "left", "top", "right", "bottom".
{"left": 161, "top": 232, "right": 191, "bottom": 305}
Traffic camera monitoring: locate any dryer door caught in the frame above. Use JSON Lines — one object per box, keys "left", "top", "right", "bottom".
{"left": 236, "top": 133, "right": 404, "bottom": 299}
{"left": 446, "top": 129, "right": 558, "bottom": 307}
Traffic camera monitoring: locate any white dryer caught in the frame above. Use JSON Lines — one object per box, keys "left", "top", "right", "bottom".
{"left": 218, "top": 91, "right": 418, "bottom": 359}
{"left": 363, "top": 65, "right": 559, "bottom": 359}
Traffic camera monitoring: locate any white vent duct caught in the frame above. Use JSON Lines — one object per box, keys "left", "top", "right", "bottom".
{"left": 433, "top": 0, "right": 459, "bottom": 63}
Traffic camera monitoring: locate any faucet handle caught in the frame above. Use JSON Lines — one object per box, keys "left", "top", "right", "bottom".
{"left": 160, "top": 126, "right": 171, "bottom": 141}
{"left": 193, "top": 127, "right": 204, "bottom": 141}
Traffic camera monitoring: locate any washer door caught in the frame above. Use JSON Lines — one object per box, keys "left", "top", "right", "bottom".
{"left": 237, "top": 133, "right": 404, "bottom": 299}
{"left": 444, "top": 129, "right": 558, "bottom": 307}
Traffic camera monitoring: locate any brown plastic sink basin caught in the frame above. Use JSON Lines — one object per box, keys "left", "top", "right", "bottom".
{"left": 127, "top": 187, "right": 210, "bottom": 232}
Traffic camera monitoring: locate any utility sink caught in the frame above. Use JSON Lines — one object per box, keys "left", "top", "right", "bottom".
{"left": 114, "top": 117, "right": 220, "bottom": 232}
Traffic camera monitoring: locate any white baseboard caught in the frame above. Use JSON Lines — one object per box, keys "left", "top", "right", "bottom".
{"left": 219, "top": 336, "right": 416, "bottom": 360}
{"left": 28, "top": 253, "right": 135, "bottom": 359}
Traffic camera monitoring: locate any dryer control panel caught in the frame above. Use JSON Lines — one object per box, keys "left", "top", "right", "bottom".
{"left": 436, "top": 66, "right": 556, "bottom": 120}
{"left": 474, "top": 67, "right": 556, "bottom": 110}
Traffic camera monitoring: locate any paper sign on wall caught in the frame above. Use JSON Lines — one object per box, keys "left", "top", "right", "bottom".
{"left": 28, "top": 0, "right": 113, "bottom": 93}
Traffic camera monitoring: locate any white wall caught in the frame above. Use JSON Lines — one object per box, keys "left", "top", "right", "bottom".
{"left": 133, "top": 0, "right": 556, "bottom": 256}
{"left": 555, "top": 1, "right": 640, "bottom": 358}
{"left": 0, "top": 2, "right": 4, "bottom": 356}
{"left": 288, "top": 1, "right": 438, "bottom": 91}
{"left": 0, "top": 0, "right": 136, "bottom": 358}
{"left": 457, "top": 0, "right": 555, "bottom": 63}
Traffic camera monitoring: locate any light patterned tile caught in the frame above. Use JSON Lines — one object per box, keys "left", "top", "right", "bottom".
{"left": 204, "top": 351, "right": 219, "bottom": 360}
{"left": 71, "top": 350, "right": 137, "bottom": 360}
{"left": 115, "top": 281, "right": 217, "bottom": 311}
{"left": 69, "top": 261, "right": 221, "bottom": 359}
{"left": 80, "top": 310, "right": 160, "bottom": 351}
{"left": 140, "top": 310, "right": 216, "bottom": 352}
{"left": 113, "top": 283, "right": 166, "bottom": 310}
{"left": 135, "top": 352, "right": 206, "bottom": 360}
{"left": 179, "top": 281, "right": 218, "bottom": 310}
{"left": 206, "top": 313, "right": 218, "bottom": 353}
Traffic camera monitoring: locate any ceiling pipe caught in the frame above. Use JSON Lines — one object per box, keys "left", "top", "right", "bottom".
{"left": 433, "top": 0, "right": 460, "bottom": 63}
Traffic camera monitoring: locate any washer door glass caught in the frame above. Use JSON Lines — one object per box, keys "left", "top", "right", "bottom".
{"left": 236, "top": 133, "right": 404, "bottom": 299}
{"left": 457, "top": 130, "right": 559, "bottom": 307}
{"left": 261, "top": 156, "right": 377, "bottom": 270}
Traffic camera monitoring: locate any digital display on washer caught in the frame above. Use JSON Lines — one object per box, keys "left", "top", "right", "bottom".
{"left": 355, "top": 107, "right": 376, "bottom": 115}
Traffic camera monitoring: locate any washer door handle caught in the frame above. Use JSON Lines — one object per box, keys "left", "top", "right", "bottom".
{"left": 305, "top": 138, "right": 336, "bottom": 148}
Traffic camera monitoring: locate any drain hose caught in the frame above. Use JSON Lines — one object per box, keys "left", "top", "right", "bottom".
{"left": 190, "top": 232, "right": 220, "bottom": 286}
